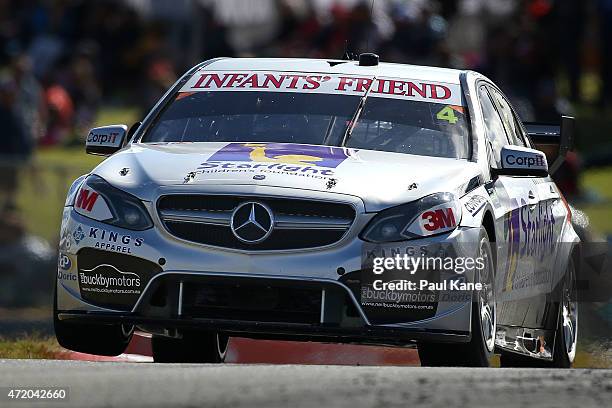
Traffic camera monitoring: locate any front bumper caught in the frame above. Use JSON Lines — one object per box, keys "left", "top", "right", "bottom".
{"left": 57, "top": 203, "right": 482, "bottom": 344}
{"left": 57, "top": 312, "right": 470, "bottom": 345}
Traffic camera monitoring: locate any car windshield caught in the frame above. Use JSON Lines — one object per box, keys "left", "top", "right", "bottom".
{"left": 142, "top": 83, "right": 470, "bottom": 159}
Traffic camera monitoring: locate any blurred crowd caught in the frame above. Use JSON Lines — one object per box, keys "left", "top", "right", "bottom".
{"left": 1, "top": 0, "right": 611, "bottom": 150}
{"left": 0, "top": 0, "right": 610, "bottom": 307}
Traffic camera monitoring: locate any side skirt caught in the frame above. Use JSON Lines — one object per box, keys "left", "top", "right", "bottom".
{"left": 494, "top": 324, "right": 556, "bottom": 361}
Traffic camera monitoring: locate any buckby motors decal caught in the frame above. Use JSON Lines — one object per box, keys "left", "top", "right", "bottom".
{"left": 78, "top": 263, "right": 145, "bottom": 311}
{"left": 79, "top": 264, "right": 142, "bottom": 295}
{"left": 193, "top": 142, "right": 356, "bottom": 180}
{"left": 76, "top": 249, "right": 162, "bottom": 310}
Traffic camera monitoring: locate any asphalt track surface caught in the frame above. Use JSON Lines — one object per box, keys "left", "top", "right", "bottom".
{"left": 1, "top": 360, "right": 612, "bottom": 408}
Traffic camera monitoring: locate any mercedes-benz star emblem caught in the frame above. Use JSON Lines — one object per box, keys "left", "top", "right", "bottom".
{"left": 230, "top": 202, "right": 274, "bottom": 244}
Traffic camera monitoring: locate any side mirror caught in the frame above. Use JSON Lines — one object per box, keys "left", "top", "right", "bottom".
{"left": 524, "top": 116, "right": 575, "bottom": 174}
{"left": 86, "top": 125, "right": 127, "bottom": 156}
{"left": 494, "top": 145, "right": 549, "bottom": 177}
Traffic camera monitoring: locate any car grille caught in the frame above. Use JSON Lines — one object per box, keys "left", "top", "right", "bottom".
{"left": 157, "top": 194, "right": 356, "bottom": 250}
{"left": 182, "top": 281, "right": 323, "bottom": 324}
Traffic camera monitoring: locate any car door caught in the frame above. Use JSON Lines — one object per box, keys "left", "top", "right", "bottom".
{"left": 489, "top": 87, "right": 566, "bottom": 330}
{"left": 477, "top": 84, "right": 539, "bottom": 329}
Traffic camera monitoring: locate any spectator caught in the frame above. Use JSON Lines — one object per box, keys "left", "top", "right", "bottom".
{"left": 0, "top": 0, "right": 609, "bottom": 138}
{"left": 41, "top": 81, "right": 74, "bottom": 146}
{"left": 0, "top": 51, "right": 44, "bottom": 213}
{"left": 5, "top": 51, "right": 45, "bottom": 154}
{"left": 0, "top": 78, "right": 26, "bottom": 214}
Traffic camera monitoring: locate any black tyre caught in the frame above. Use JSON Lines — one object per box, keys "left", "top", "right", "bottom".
{"left": 53, "top": 283, "right": 133, "bottom": 356}
{"left": 418, "top": 227, "right": 496, "bottom": 367}
{"left": 551, "top": 256, "right": 579, "bottom": 367}
{"left": 500, "top": 257, "right": 578, "bottom": 368}
{"left": 152, "top": 331, "right": 229, "bottom": 363}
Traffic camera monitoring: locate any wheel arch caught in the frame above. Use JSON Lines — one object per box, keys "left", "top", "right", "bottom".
{"left": 481, "top": 210, "right": 496, "bottom": 243}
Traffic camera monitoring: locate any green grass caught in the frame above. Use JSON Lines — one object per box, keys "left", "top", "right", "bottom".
{"left": 16, "top": 148, "right": 103, "bottom": 242}
{"left": 575, "top": 349, "right": 612, "bottom": 368}
{"left": 93, "top": 106, "right": 140, "bottom": 128}
{"left": 0, "top": 335, "right": 60, "bottom": 359}
{"left": 581, "top": 167, "right": 612, "bottom": 200}
{"left": 577, "top": 166, "right": 612, "bottom": 235}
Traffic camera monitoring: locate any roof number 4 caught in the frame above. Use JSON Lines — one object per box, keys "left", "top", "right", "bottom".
{"left": 437, "top": 106, "right": 458, "bottom": 124}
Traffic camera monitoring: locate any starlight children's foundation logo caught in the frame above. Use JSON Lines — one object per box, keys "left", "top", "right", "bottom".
{"left": 195, "top": 143, "right": 356, "bottom": 179}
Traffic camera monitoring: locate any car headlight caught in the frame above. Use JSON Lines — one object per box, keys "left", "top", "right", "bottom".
{"left": 73, "top": 175, "right": 153, "bottom": 231}
{"left": 360, "top": 192, "right": 462, "bottom": 243}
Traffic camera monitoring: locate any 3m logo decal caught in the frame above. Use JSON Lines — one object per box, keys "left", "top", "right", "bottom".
{"left": 421, "top": 208, "right": 456, "bottom": 232}
{"left": 76, "top": 189, "right": 99, "bottom": 212}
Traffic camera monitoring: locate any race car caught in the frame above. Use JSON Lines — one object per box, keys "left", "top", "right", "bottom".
{"left": 54, "top": 54, "right": 579, "bottom": 367}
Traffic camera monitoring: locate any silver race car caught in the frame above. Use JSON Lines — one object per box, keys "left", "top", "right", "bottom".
{"left": 55, "top": 55, "right": 579, "bottom": 367}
